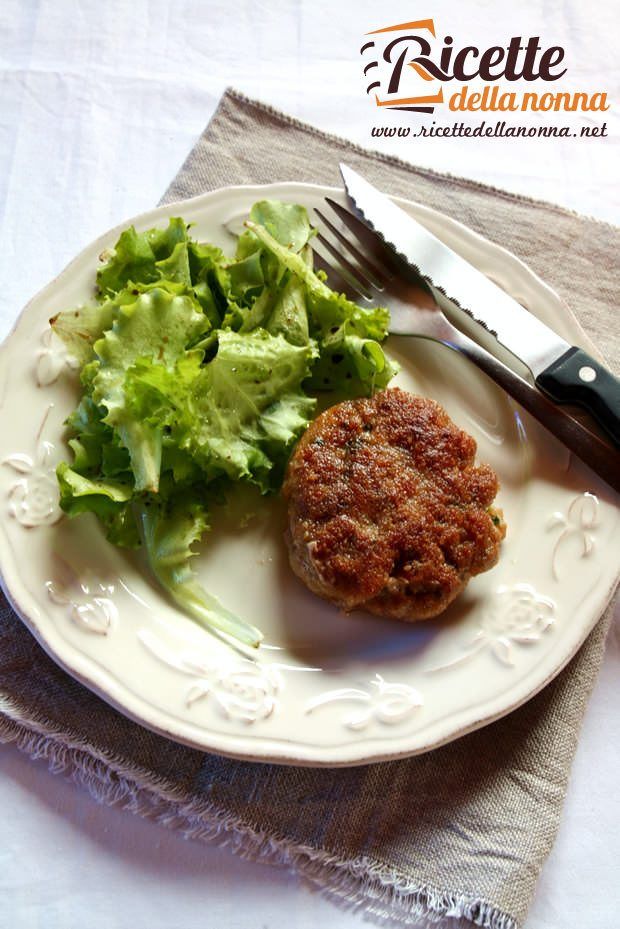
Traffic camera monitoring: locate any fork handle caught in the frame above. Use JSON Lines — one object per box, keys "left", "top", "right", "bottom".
{"left": 444, "top": 330, "right": 620, "bottom": 494}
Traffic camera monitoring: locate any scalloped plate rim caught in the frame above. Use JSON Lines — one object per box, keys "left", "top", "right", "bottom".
{"left": 0, "top": 181, "right": 617, "bottom": 767}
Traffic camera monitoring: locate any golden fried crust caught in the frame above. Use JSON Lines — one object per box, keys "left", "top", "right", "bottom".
{"left": 283, "top": 388, "right": 506, "bottom": 621}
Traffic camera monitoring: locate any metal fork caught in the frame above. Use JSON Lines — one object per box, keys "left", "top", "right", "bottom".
{"left": 312, "top": 198, "right": 620, "bottom": 494}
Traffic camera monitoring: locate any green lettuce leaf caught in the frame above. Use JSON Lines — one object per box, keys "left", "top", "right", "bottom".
{"left": 50, "top": 301, "right": 120, "bottom": 366}
{"left": 92, "top": 287, "right": 208, "bottom": 492}
{"left": 245, "top": 219, "right": 397, "bottom": 394}
{"left": 249, "top": 200, "right": 313, "bottom": 252}
{"left": 96, "top": 218, "right": 189, "bottom": 298}
{"left": 265, "top": 275, "right": 310, "bottom": 347}
{"left": 57, "top": 461, "right": 132, "bottom": 512}
{"left": 137, "top": 494, "right": 263, "bottom": 647}
{"left": 155, "top": 240, "right": 192, "bottom": 286}
{"left": 187, "top": 329, "right": 316, "bottom": 488}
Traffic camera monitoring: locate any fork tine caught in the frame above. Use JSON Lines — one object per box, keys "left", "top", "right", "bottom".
{"left": 314, "top": 208, "right": 387, "bottom": 290}
{"left": 312, "top": 251, "right": 366, "bottom": 303}
{"left": 324, "top": 197, "right": 402, "bottom": 275}
{"left": 314, "top": 231, "right": 373, "bottom": 300}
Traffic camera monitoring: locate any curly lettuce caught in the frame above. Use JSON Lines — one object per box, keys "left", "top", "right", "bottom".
{"left": 51, "top": 200, "right": 397, "bottom": 647}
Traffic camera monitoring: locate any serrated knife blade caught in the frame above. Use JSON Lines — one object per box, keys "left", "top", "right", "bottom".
{"left": 340, "top": 163, "right": 564, "bottom": 375}
{"left": 340, "top": 163, "right": 620, "bottom": 446}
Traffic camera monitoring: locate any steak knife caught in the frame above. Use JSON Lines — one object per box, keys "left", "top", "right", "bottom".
{"left": 340, "top": 164, "right": 620, "bottom": 448}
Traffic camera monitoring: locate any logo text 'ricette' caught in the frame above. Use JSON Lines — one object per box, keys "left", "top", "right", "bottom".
{"left": 361, "top": 20, "right": 609, "bottom": 114}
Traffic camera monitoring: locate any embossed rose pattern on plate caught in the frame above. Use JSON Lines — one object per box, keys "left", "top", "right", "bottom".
{"left": 0, "top": 182, "right": 617, "bottom": 766}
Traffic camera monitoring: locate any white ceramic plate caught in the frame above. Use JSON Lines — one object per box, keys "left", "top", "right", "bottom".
{"left": 0, "top": 183, "right": 617, "bottom": 766}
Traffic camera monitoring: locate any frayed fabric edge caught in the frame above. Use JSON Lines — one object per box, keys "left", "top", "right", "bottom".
{"left": 0, "top": 711, "right": 518, "bottom": 929}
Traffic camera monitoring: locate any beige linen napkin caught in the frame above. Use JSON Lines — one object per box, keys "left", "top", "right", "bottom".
{"left": 1, "top": 88, "right": 618, "bottom": 929}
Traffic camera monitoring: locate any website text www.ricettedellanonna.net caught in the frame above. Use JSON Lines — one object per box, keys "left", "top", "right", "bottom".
{"left": 371, "top": 120, "right": 608, "bottom": 139}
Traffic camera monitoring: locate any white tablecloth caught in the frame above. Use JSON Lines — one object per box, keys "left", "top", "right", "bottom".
{"left": 1, "top": 2, "right": 618, "bottom": 926}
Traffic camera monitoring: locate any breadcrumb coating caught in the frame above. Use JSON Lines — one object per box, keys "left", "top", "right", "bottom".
{"left": 283, "top": 388, "right": 506, "bottom": 621}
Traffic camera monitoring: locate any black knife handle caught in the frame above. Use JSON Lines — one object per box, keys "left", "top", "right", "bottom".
{"left": 442, "top": 331, "right": 620, "bottom": 494}
{"left": 536, "top": 347, "right": 620, "bottom": 447}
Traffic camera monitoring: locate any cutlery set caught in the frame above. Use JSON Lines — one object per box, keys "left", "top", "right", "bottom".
{"left": 313, "top": 164, "right": 620, "bottom": 493}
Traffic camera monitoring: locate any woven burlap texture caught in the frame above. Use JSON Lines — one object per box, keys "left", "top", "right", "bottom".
{"left": 1, "top": 89, "right": 618, "bottom": 929}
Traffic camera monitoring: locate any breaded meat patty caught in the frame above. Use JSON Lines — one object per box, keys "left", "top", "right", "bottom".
{"left": 283, "top": 388, "right": 506, "bottom": 621}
